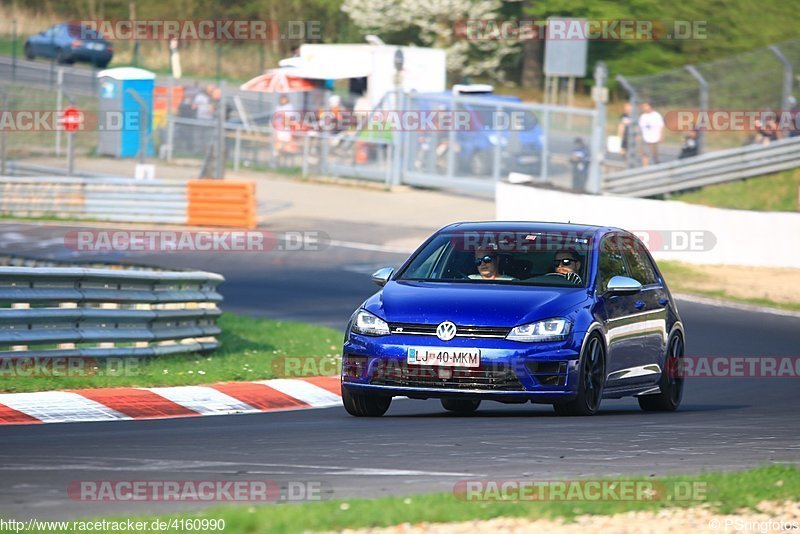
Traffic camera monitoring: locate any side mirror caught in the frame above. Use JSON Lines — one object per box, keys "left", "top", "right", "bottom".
{"left": 606, "top": 275, "right": 642, "bottom": 296}
{"left": 371, "top": 267, "right": 394, "bottom": 287}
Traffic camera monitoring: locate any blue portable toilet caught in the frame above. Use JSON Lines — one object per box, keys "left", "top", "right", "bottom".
{"left": 96, "top": 67, "right": 155, "bottom": 158}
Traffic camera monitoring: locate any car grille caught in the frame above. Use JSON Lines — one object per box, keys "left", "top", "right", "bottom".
{"left": 389, "top": 322, "right": 510, "bottom": 339}
{"left": 371, "top": 363, "right": 523, "bottom": 391}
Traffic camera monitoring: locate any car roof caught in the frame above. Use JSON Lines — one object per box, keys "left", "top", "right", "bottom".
{"left": 439, "top": 221, "right": 623, "bottom": 236}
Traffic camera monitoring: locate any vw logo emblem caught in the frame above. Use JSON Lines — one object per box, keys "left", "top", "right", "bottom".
{"left": 436, "top": 321, "right": 457, "bottom": 341}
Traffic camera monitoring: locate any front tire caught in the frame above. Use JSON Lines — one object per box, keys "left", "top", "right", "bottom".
{"left": 24, "top": 43, "right": 35, "bottom": 60}
{"left": 553, "top": 334, "right": 605, "bottom": 416}
{"left": 638, "top": 333, "right": 684, "bottom": 412}
{"left": 441, "top": 398, "right": 480, "bottom": 414}
{"left": 342, "top": 386, "right": 391, "bottom": 417}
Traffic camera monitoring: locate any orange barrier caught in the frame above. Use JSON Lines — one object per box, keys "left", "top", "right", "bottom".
{"left": 187, "top": 180, "right": 258, "bottom": 229}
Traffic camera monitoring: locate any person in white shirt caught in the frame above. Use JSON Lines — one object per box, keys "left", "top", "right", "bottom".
{"left": 638, "top": 102, "right": 664, "bottom": 166}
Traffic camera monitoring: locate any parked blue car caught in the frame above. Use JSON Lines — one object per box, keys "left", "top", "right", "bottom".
{"left": 25, "top": 23, "right": 113, "bottom": 68}
{"left": 412, "top": 93, "right": 545, "bottom": 176}
{"left": 342, "top": 222, "right": 685, "bottom": 417}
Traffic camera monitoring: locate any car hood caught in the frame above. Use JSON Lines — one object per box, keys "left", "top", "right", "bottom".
{"left": 363, "top": 280, "right": 589, "bottom": 327}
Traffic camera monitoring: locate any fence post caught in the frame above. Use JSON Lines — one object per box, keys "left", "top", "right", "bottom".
{"left": 215, "top": 81, "right": 226, "bottom": 179}
{"left": 0, "top": 91, "right": 7, "bottom": 175}
{"left": 56, "top": 68, "right": 64, "bottom": 157}
{"left": 541, "top": 106, "right": 550, "bottom": 182}
{"left": 492, "top": 103, "right": 502, "bottom": 183}
{"left": 769, "top": 45, "right": 794, "bottom": 111}
{"left": 587, "top": 62, "right": 607, "bottom": 194}
{"left": 615, "top": 74, "right": 639, "bottom": 168}
{"left": 391, "top": 88, "right": 404, "bottom": 186}
{"left": 302, "top": 133, "right": 310, "bottom": 177}
{"left": 11, "top": 20, "right": 17, "bottom": 83}
{"left": 166, "top": 76, "right": 175, "bottom": 162}
{"left": 234, "top": 128, "right": 241, "bottom": 172}
{"left": 684, "top": 65, "right": 708, "bottom": 154}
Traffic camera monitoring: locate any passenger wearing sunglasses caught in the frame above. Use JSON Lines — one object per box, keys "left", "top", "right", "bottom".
{"left": 551, "top": 249, "right": 583, "bottom": 285}
{"left": 468, "top": 247, "right": 515, "bottom": 281}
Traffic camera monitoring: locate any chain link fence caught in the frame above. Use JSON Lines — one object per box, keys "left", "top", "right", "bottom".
{"left": 616, "top": 39, "right": 800, "bottom": 167}
{"left": 2, "top": 58, "right": 606, "bottom": 194}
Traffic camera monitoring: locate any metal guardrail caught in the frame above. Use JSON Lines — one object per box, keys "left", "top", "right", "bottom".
{"left": 0, "top": 56, "right": 99, "bottom": 96}
{"left": 603, "top": 136, "right": 800, "bottom": 197}
{"left": 0, "top": 265, "right": 224, "bottom": 359}
{"left": 0, "top": 175, "right": 187, "bottom": 223}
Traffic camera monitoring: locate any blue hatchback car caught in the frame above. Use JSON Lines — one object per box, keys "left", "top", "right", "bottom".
{"left": 341, "top": 222, "right": 686, "bottom": 417}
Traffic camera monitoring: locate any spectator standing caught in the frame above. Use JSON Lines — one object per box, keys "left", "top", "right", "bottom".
{"left": 638, "top": 102, "right": 664, "bottom": 166}
{"left": 192, "top": 87, "right": 214, "bottom": 121}
{"left": 617, "top": 102, "right": 632, "bottom": 156}
{"left": 679, "top": 126, "right": 699, "bottom": 159}
{"left": 570, "top": 137, "right": 590, "bottom": 191}
{"left": 788, "top": 97, "right": 800, "bottom": 138}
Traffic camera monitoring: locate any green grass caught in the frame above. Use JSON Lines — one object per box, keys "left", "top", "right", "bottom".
{"left": 55, "top": 465, "right": 800, "bottom": 533}
{"left": 0, "top": 313, "right": 342, "bottom": 393}
{"left": 657, "top": 260, "right": 800, "bottom": 312}
{"left": 671, "top": 167, "right": 800, "bottom": 212}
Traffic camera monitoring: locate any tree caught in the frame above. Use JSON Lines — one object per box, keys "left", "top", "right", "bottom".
{"left": 341, "top": 0, "right": 519, "bottom": 82}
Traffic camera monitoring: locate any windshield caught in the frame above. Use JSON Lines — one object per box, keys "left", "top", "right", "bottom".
{"left": 396, "top": 231, "right": 592, "bottom": 287}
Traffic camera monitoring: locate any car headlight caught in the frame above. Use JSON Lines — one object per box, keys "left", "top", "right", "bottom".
{"left": 351, "top": 309, "right": 390, "bottom": 336}
{"left": 506, "top": 318, "right": 571, "bottom": 342}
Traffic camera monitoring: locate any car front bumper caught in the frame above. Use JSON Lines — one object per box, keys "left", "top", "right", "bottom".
{"left": 341, "top": 331, "right": 586, "bottom": 403}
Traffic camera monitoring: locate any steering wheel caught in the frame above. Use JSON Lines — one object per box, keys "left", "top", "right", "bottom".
{"left": 446, "top": 269, "right": 470, "bottom": 280}
{"left": 544, "top": 272, "right": 583, "bottom": 285}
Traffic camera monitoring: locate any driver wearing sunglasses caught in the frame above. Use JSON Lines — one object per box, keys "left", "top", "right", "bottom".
{"left": 468, "top": 246, "right": 515, "bottom": 281}
{"left": 551, "top": 249, "right": 583, "bottom": 285}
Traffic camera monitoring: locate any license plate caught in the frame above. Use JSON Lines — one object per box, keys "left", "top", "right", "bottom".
{"left": 88, "top": 42, "right": 105, "bottom": 50}
{"left": 407, "top": 347, "right": 480, "bottom": 367}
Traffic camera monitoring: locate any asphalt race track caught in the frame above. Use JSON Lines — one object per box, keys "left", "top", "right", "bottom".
{"left": 0, "top": 221, "right": 798, "bottom": 519}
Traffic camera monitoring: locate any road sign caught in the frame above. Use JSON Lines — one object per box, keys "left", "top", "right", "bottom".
{"left": 544, "top": 18, "right": 588, "bottom": 78}
{"left": 61, "top": 106, "right": 83, "bottom": 132}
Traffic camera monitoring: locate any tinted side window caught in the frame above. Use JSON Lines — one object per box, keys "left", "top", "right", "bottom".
{"left": 597, "top": 235, "right": 628, "bottom": 292}
{"left": 623, "top": 239, "right": 659, "bottom": 285}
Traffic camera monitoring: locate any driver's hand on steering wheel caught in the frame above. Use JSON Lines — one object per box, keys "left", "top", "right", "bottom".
{"left": 562, "top": 271, "right": 582, "bottom": 285}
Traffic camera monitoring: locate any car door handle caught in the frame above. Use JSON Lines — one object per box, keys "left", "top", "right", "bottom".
{"left": 634, "top": 300, "right": 645, "bottom": 310}
{"left": 658, "top": 298, "right": 669, "bottom": 306}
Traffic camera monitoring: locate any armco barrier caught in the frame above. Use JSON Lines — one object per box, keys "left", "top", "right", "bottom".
{"left": 603, "top": 136, "right": 800, "bottom": 197}
{"left": 0, "top": 176, "right": 258, "bottom": 228}
{"left": 0, "top": 264, "right": 224, "bottom": 359}
{"left": 187, "top": 180, "right": 257, "bottom": 229}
